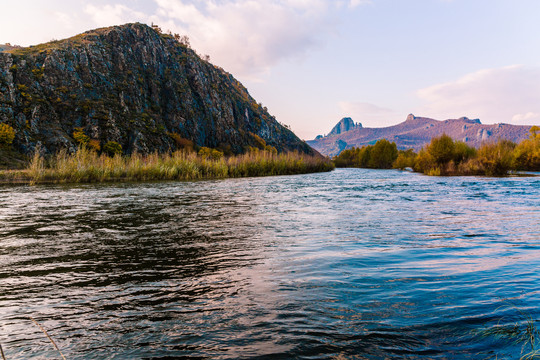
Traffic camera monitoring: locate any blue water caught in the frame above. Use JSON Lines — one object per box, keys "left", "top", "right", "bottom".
{"left": 0, "top": 169, "right": 539, "bottom": 359}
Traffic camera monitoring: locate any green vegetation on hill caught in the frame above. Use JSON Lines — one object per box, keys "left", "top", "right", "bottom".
{"left": 333, "top": 127, "right": 540, "bottom": 176}
{"left": 0, "top": 147, "right": 334, "bottom": 184}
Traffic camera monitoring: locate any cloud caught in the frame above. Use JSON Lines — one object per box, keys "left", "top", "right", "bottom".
{"left": 512, "top": 112, "right": 540, "bottom": 123}
{"left": 415, "top": 65, "right": 540, "bottom": 125}
{"left": 9, "top": 0, "right": 370, "bottom": 78}
{"left": 349, "top": 0, "right": 373, "bottom": 8}
{"left": 338, "top": 101, "right": 398, "bottom": 127}
{"left": 148, "top": 0, "right": 369, "bottom": 78}
{"left": 84, "top": 4, "right": 147, "bottom": 27}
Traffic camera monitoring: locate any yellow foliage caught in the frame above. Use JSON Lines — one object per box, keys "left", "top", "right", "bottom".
{"left": 73, "top": 127, "right": 89, "bottom": 146}
{"left": 0, "top": 123, "right": 16, "bottom": 146}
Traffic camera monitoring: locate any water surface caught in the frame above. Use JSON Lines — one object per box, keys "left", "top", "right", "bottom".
{"left": 0, "top": 169, "right": 539, "bottom": 359}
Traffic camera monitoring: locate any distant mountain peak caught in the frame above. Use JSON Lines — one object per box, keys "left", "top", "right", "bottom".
{"left": 327, "top": 117, "right": 362, "bottom": 137}
{"left": 308, "top": 114, "right": 532, "bottom": 157}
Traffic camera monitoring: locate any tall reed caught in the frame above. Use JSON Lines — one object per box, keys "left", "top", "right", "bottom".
{"left": 3, "top": 147, "right": 334, "bottom": 184}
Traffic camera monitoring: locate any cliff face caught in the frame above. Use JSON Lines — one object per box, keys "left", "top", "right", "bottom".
{"left": 308, "top": 114, "right": 533, "bottom": 157}
{"left": 0, "top": 23, "right": 314, "bottom": 155}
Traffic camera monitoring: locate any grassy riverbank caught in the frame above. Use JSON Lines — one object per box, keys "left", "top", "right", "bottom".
{"left": 0, "top": 147, "right": 334, "bottom": 184}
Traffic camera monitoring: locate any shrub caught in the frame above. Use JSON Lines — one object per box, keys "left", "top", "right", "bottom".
{"left": 393, "top": 149, "right": 416, "bottom": 170}
{"left": 103, "top": 141, "right": 122, "bottom": 156}
{"left": 32, "top": 67, "right": 44, "bottom": 79}
{"left": 250, "top": 132, "right": 266, "bottom": 149}
{"left": 477, "top": 140, "right": 516, "bottom": 176}
{"left": 413, "top": 148, "right": 436, "bottom": 174}
{"left": 453, "top": 141, "right": 476, "bottom": 164}
{"left": 264, "top": 145, "right": 278, "bottom": 154}
{"left": 198, "top": 147, "right": 224, "bottom": 160}
{"left": 211, "top": 149, "right": 224, "bottom": 160}
{"left": 88, "top": 139, "right": 101, "bottom": 152}
{"left": 168, "top": 133, "right": 194, "bottom": 152}
{"left": 73, "top": 127, "right": 90, "bottom": 146}
{"left": 512, "top": 126, "right": 540, "bottom": 171}
{"left": 0, "top": 123, "right": 15, "bottom": 146}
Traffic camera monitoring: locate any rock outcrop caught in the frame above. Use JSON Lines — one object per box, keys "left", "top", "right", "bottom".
{"left": 308, "top": 114, "right": 534, "bottom": 157}
{"left": 0, "top": 23, "right": 314, "bottom": 155}
{"left": 327, "top": 117, "right": 360, "bottom": 136}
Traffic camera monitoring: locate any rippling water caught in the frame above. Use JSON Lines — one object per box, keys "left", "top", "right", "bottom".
{"left": 0, "top": 169, "right": 539, "bottom": 359}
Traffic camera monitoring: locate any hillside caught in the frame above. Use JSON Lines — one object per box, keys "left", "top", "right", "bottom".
{"left": 0, "top": 23, "right": 314, "bottom": 156}
{"left": 308, "top": 114, "right": 533, "bottom": 157}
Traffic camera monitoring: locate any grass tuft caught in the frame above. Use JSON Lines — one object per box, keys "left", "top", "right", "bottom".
{"left": 478, "top": 301, "right": 540, "bottom": 360}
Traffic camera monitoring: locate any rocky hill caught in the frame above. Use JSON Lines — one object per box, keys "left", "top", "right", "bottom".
{"left": 0, "top": 23, "right": 314, "bottom": 155}
{"left": 308, "top": 114, "right": 533, "bottom": 157}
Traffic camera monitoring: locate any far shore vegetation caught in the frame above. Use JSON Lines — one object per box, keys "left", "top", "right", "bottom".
{"left": 334, "top": 126, "right": 540, "bottom": 176}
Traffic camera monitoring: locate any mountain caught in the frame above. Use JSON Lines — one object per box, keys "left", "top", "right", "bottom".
{"left": 308, "top": 114, "right": 533, "bottom": 157}
{"left": 0, "top": 23, "right": 314, "bottom": 155}
{"left": 327, "top": 117, "right": 361, "bottom": 137}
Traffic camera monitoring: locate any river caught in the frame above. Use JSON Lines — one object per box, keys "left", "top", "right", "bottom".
{"left": 0, "top": 168, "right": 539, "bottom": 359}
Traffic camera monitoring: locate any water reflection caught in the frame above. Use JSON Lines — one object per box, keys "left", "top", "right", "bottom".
{"left": 0, "top": 170, "right": 539, "bottom": 359}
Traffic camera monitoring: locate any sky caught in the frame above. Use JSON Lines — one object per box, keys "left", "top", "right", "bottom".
{"left": 2, "top": 0, "right": 540, "bottom": 139}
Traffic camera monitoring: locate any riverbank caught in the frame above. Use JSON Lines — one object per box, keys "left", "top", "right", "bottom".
{"left": 334, "top": 129, "right": 540, "bottom": 177}
{"left": 0, "top": 148, "right": 334, "bottom": 185}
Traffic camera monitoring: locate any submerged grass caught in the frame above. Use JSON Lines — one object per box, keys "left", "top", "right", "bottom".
{"left": 478, "top": 302, "right": 540, "bottom": 360}
{"left": 0, "top": 147, "right": 334, "bottom": 184}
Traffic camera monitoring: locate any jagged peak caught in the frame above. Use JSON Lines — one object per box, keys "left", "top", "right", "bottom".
{"left": 327, "top": 117, "right": 359, "bottom": 137}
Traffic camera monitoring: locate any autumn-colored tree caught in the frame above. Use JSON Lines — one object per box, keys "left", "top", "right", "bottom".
{"left": 427, "top": 134, "right": 455, "bottom": 165}
{"left": 0, "top": 123, "right": 15, "bottom": 147}
{"left": 103, "top": 141, "right": 122, "bottom": 156}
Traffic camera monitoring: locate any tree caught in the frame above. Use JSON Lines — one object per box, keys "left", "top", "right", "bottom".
{"left": 427, "top": 134, "right": 455, "bottom": 165}
{"left": 477, "top": 140, "right": 515, "bottom": 176}
{"left": 368, "top": 139, "right": 398, "bottom": 169}
{"left": 0, "top": 123, "right": 15, "bottom": 147}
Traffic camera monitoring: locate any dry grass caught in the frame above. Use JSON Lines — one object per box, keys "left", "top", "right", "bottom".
{"left": 0, "top": 147, "right": 334, "bottom": 184}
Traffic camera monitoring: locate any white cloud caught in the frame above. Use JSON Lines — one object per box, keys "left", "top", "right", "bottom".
{"left": 4, "top": 1, "right": 371, "bottom": 78}
{"left": 338, "top": 101, "right": 398, "bottom": 127}
{"left": 349, "top": 0, "right": 373, "bottom": 8}
{"left": 84, "top": 4, "right": 147, "bottom": 28}
{"left": 512, "top": 112, "right": 540, "bottom": 123}
{"left": 415, "top": 65, "right": 540, "bottom": 125}
{"left": 147, "top": 0, "right": 370, "bottom": 78}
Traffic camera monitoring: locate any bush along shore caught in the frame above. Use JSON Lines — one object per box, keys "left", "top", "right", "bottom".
{"left": 333, "top": 126, "right": 540, "bottom": 176}
{"left": 0, "top": 147, "right": 334, "bottom": 185}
